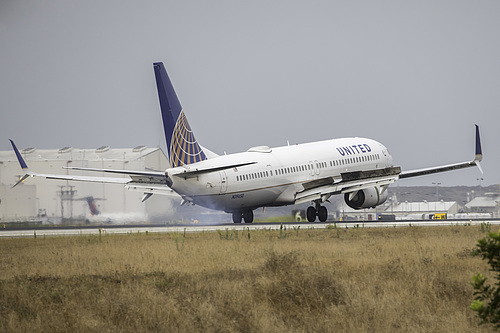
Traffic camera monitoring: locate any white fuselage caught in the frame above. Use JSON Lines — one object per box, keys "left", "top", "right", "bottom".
{"left": 166, "top": 137, "right": 393, "bottom": 213}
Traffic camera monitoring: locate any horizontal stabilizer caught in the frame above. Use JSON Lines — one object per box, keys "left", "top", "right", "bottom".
{"left": 172, "top": 161, "right": 257, "bottom": 178}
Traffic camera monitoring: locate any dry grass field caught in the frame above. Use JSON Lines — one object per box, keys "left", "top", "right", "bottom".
{"left": 0, "top": 224, "right": 495, "bottom": 332}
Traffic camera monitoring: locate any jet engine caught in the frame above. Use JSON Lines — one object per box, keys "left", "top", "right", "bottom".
{"left": 344, "top": 187, "right": 388, "bottom": 210}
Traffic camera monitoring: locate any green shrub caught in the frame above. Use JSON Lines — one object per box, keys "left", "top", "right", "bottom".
{"left": 471, "top": 230, "right": 500, "bottom": 329}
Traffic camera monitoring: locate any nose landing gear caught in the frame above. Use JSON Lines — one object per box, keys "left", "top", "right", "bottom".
{"left": 232, "top": 210, "right": 254, "bottom": 223}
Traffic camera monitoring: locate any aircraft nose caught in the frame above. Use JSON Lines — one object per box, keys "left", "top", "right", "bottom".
{"left": 387, "top": 153, "right": 394, "bottom": 166}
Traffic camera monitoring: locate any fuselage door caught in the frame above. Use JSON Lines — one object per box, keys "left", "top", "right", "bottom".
{"left": 219, "top": 171, "right": 228, "bottom": 194}
{"left": 314, "top": 160, "right": 320, "bottom": 176}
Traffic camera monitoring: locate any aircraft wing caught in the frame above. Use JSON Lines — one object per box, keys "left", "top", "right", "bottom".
{"left": 399, "top": 124, "right": 483, "bottom": 179}
{"left": 125, "top": 184, "right": 181, "bottom": 202}
{"left": 65, "top": 166, "right": 169, "bottom": 184}
{"left": 398, "top": 160, "right": 481, "bottom": 179}
{"left": 9, "top": 140, "right": 169, "bottom": 188}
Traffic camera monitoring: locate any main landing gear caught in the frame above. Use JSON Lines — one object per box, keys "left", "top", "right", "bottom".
{"left": 232, "top": 210, "right": 254, "bottom": 223}
{"left": 306, "top": 202, "right": 328, "bottom": 222}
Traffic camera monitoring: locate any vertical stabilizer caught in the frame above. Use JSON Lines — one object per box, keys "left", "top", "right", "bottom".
{"left": 85, "top": 196, "right": 100, "bottom": 216}
{"left": 153, "top": 62, "right": 207, "bottom": 167}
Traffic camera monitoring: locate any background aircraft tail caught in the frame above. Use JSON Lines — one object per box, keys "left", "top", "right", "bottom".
{"left": 85, "top": 196, "right": 100, "bottom": 216}
{"left": 153, "top": 62, "right": 207, "bottom": 167}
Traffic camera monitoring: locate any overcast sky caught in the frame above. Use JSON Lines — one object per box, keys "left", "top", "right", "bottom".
{"left": 1, "top": 1, "right": 498, "bottom": 186}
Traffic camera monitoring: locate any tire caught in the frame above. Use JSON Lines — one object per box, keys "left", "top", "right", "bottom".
{"left": 306, "top": 206, "right": 317, "bottom": 222}
{"left": 318, "top": 206, "right": 328, "bottom": 222}
{"left": 243, "top": 210, "right": 254, "bottom": 223}
{"left": 232, "top": 211, "right": 242, "bottom": 223}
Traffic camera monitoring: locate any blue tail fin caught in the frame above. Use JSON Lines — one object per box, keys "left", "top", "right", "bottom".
{"left": 153, "top": 62, "right": 207, "bottom": 167}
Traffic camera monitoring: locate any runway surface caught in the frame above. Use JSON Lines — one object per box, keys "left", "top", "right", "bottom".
{"left": 1, "top": 219, "right": 499, "bottom": 238}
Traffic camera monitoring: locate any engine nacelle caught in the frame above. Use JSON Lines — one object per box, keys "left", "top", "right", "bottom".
{"left": 344, "top": 187, "right": 388, "bottom": 210}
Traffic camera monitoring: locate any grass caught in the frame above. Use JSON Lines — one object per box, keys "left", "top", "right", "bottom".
{"left": 0, "top": 225, "right": 495, "bottom": 332}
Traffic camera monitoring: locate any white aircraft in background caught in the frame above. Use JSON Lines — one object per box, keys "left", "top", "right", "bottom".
{"left": 10, "top": 62, "right": 483, "bottom": 223}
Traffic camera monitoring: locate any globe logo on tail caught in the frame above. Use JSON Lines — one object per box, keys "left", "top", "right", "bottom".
{"left": 170, "top": 111, "right": 206, "bottom": 167}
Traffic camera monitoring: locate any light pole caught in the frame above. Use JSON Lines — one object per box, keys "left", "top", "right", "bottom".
{"left": 432, "top": 182, "right": 441, "bottom": 211}
{"left": 432, "top": 182, "right": 441, "bottom": 201}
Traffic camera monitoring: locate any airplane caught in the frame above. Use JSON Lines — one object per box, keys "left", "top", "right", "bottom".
{"left": 9, "top": 62, "right": 483, "bottom": 223}
{"left": 81, "top": 196, "right": 147, "bottom": 224}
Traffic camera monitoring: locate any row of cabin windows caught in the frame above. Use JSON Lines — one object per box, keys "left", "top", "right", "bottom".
{"left": 235, "top": 154, "right": 381, "bottom": 182}
{"left": 330, "top": 153, "right": 381, "bottom": 167}
{"left": 236, "top": 171, "right": 270, "bottom": 182}
{"left": 278, "top": 164, "right": 311, "bottom": 176}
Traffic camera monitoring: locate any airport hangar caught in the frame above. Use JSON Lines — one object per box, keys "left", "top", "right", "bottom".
{"left": 0, "top": 145, "right": 172, "bottom": 223}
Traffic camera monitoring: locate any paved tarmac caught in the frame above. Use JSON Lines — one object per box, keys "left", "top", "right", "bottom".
{"left": 1, "top": 219, "right": 499, "bottom": 238}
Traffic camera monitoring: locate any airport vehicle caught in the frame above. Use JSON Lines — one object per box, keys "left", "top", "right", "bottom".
{"left": 10, "top": 62, "right": 484, "bottom": 223}
{"left": 433, "top": 213, "right": 448, "bottom": 220}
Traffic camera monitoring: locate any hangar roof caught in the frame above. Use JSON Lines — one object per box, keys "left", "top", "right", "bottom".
{"left": 0, "top": 146, "right": 165, "bottom": 162}
{"left": 390, "top": 201, "right": 457, "bottom": 213}
{"left": 465, "top": 196, "right": 499, "bottom": 209}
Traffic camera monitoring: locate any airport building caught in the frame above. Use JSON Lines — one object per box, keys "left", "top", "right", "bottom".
{"left": 382, "top": 200, "right": 459, "bottom": 220}
{"left": 0, "top": 146, "right": 174, "bottom": 223}
{"left": 465, "top": 193, "right": 500, "bottom": 217}
{"left": 336, "top": 195, "right": 498, "bottom": 221}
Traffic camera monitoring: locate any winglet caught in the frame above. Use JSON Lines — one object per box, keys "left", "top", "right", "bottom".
{"left": 10, "top": 140, "right": 28, "bottom": 170}
{"left": 475, "top": 124, "right": 482, "bottom": 162}
{"left": 473, "top": 124, "right": 484, "bottom": 175}
{"left": 9, "top": 140, "right": 33, "bottom": 188}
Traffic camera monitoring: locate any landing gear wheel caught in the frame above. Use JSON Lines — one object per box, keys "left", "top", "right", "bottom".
{"left": 243, "top": 210, "right": 254, "bottom": 223}
{"left": 306, "top": 206, "right": 317, "bottom": 222}
{"left": 318, "top": 206, "right": 328, "bottom": 222}
{"left": 232, "top": 211, "right": 242, "bottom": 223}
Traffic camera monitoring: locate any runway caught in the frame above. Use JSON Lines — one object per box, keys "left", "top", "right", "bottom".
{"left": 1, "top": 219, "right": 499, "bottom": 238}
